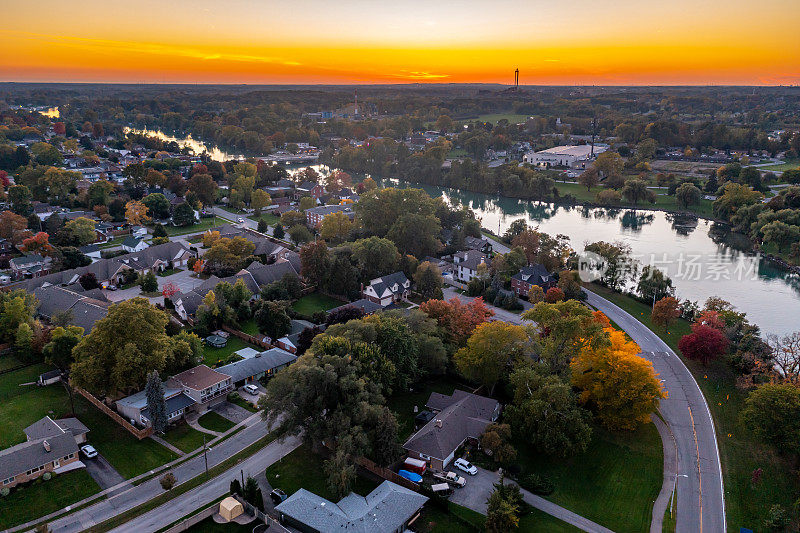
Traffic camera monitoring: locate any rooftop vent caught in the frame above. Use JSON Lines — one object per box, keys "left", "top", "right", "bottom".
{"left": 43, "top": 440, "right": 51, "bottom": 452}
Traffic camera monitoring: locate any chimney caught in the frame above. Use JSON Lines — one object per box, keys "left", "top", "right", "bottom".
{"left": 435, "top": 419, "right": 442, "bottom": 428}
{"left": 43, "top": 440, "right": 51, "bottom": 452}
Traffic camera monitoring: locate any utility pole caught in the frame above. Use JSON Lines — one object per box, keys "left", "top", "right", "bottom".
{"left": 203, "top": 433, "right": 209, "bottom": 476}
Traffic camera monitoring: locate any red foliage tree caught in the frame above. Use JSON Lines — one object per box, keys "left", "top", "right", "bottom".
{"left": 53, "top": 122, "right": 66, "bottom": 135}
{"left": 191, "top": 163, "right": 208, "bottom": 176}
{"left": 419, "top": 297, "right": 494, "bottom": 346}
{"left": 544, "top": 287, "right": 565, "bottom": 303}
{"left": 678, "top": 323, "right": 729, "bottom": 365}
{"left": 21, "top": 232, "right": 52, "bottom": 256}
{"left": 0, "top": 171, "right": 9, "bottom": 188}
{"left": 161, "top": 282, "right": 179, "bottom": 297}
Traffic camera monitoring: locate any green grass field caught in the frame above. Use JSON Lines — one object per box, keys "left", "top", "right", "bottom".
{"left": 248, "top": 213, "right": 280, "bottom": 226}
{"left": 473, "top": 113, "right": 531, "bottom": 124}
{"left": 0, "top": 469, "right": 101, "bottom": 530}
{"left": 161, "top": 217, "right": 230, "bottom": 236}
{"left": 185, "top": 516, "right": 254, "bottom": 532}
{"left": 754, "top": 159, "right": 799, "bottom": 172}
{"left": 291, "top": 293, "right": 342, "bottom": 316}
{"left": 265, "top": 443, "right": 379, "bottom": 501}
{"left": 201, "top": 336, "right": 256, "bottom": 367}
{"left": 585, "top": 283, "right": 800, "bottom": 531}
{"left": 162, "top": 422, "right": 209, "bottom": 453}
{"left": 415, "top": 502, "right": 486, "bottom": 532}
{"left": 197, "top": 411, "right": 236, "bottom": 433}
{"left": 512, "top": 422, "right": 663, "bottom": 533}
{"left": 555, "top": 181, "right": 715, "bottom": 218}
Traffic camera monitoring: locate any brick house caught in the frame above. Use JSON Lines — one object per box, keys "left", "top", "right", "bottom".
{"left": 510, "top": 264, "right": 556, "bottom": 297}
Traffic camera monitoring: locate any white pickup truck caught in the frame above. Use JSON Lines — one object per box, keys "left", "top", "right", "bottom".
{"left": 432, "top": 471, "right": 467, "bottom": 487}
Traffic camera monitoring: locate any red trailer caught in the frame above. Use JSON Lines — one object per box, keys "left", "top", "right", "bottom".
{"left": 403, "top": 457, "right": 427, "bottom": 475}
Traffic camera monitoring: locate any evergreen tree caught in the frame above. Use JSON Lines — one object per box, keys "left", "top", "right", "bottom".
{"left": 145, "top": 370, "right": 168, "bottom": 433}
{"left": 140, "top": 271, "right": 159, "bottom": 293}
{"left": 273, "top": 223, "right": 285, "bottom": 239}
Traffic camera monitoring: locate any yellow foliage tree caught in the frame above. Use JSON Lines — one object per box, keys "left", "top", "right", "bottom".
{"left": 125, "top": 200, "right": 150, "bottom": 226}
{"left": 203, "top": 230, "right": 221, "bottom": 248}
{"left": 571, "top": 328, "right": 666, "bottom": 430}
{"left": 454, "top": 321, "right": 530, "bottom": 395}
{"left": 319, "top": 211, "right": 353, "bottom": 243}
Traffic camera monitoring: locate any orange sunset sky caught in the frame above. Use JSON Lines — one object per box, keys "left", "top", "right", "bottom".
{"left": 2, "top": 0, "right": 799, "bottom": 85}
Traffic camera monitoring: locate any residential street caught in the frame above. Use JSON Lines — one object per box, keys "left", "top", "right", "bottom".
{"left": 43, "top": 413, "right": 283, "bottom": 533}
{"left": 584, "top": 289, "right": 725, "bottom": 533}
{"left": 110, "top": 435, "right": 301, "bottom": 533}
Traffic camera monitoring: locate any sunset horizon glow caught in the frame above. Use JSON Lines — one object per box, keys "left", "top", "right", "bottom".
{"left": 3, "top": 0, "right": 799, "bottom": 86}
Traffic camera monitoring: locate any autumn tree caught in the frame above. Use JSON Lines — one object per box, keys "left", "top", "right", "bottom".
{"left": 125, "top": 200, "right": 150, "bottom": 226}
{"left": 767, "top": 332, "right": 800, "bottom": 384}
{"left": 319, "top": 211, "right": 353, "bottom": 243}
{"left": 325, "top": 170, "right": 352, "bottom": 192}
{"left": 21, "top": 232, "right": 52, "bottom": 256}
{"left": 454, "top": 321, "right": 530, "bottom": 395}
{"left": 544, "top": 287, "right": 565, "bottom": 303}
{"left": 414, "top": 261, "right": 443, "bottom": 300}
{"left": 250, "top": 189, "right": 271, "bottom": 215}
{"left": 571, "top": 328, "right": 666, "bottom": 430}
{"left": 0, "top": 210, "right": 29, "bottom": 244}
{"left": 65, "top": 216, "right": 98, "bottom": 246}
{"left": 419, "top": 297, "right": 493, "bottom": 346}
{"left": 652, "top": 297, "right": 681, "bottom": 332}
{"left": 480, "top": 423, "right": 517, "bottom": 465}
{"left": 187, "top": 173, "right": 218, "bottom": 206}
{"left": 528, "top": 285, "right": 545, "bottom": 303}
{"left": 203, "top": 236, "right": 255, "bottom": 276}
{"left": 678, "top": 320, "right": 729, "bottom": 365}
{"left": 578, "top": 167, "right": 600, "bottom": 191}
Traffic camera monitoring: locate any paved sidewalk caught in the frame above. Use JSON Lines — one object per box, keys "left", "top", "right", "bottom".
{"left": 150, "top": 434, "right": 186, "bottom": 456}
{"left": 186, "top": 411, "right": 223, "bottom": 437}
{"left": 650, "top": 413, "right": 678, "bottom": 533}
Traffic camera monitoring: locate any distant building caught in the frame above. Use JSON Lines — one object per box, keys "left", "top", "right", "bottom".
{"left": 362, "top": 272, "right": 410, "bottom": 307}
{"left": 511, "top": 264, "right": 555, "bottom": 297}
{"left": 304, "top": 204, "right": 354, "bottom": 229}
{"left": 9, "top": 254, "right": 51, "bottom": 280}
{"left": 452, "top": 251, "right": 488, "bottom": 283}
{"left": 523, "top": 144, "right": 608, "bottom": 169}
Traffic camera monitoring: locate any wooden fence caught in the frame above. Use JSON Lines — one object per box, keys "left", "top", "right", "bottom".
{"left": 221, "top": 325, "right": 273, "bottom": 350}
{"left": 74, "top": 386, "right": 153, "bottom": 440}
{"left": 356, "top": 455, "right": 421, "bottom": 492}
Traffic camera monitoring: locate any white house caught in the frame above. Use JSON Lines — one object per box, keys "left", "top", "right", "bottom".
{"left": 121, "top": 236, "right": 149, "bottom": 253}
{"left": 523, "top": 144, "right": 608, "bottom": 169}
{"left": 362, "top": 271, "right": 411, "bottom": 307}
{"left": 452, "top": 251, "right": 487, "bottom": 283}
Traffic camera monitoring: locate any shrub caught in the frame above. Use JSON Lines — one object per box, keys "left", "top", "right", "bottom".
{"left": 160, "top": 472, "right": 177, "bottom": 490}
{"left": 228, "top": 391, "right": 241, "bottom": 401}
{"left": 1, "top": 487, "right": 10, "bottom": 497}
{"left": 517, "top": 473, "right": 555, "bottom": 496}
{"left": 42, "top": 472, "right": 52, "bottom": 481}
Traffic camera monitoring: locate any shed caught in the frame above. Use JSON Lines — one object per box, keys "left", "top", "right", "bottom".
{"left": 219, "top": 496, "right": 244, "bottom": 522}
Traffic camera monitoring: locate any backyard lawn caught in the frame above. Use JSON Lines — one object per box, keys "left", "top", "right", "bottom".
{"left": 584, "top": 283, "right": 800, "bottom": 531}
{"left": 248, "top": 213, "right": 280, "bottom": 226}
{"left": 201, "top": 336, "right": 257, "bottom": 367}
{"left": 197, "top": 410, "right": 236, "bottom": 433}
{"left": 291, "top": 293, "right": 343, "bottom": 316}
{"left": 265, "top": 443, "right": 379, "bottom": 501}
{"left": 473, "top": 113, "right": 531, "bottom": 124}
{"left": 0, "top": 469, "right": 101, "bottom": 530}
{"left": 415, "top": 502, "right": 485, "bottom": 532}
{"left": 162, "top": 422, "right": 209, "bottom": 453}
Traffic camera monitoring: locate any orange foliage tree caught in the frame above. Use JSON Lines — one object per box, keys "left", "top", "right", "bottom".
{"left": 419, "top": 297, "right": 494, "bottom": 346}
{"left": 571, "top": 328, "right": 667, "bottom": 430}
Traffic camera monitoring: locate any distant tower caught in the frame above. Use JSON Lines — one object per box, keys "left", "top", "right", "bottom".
{"left": 590, "top": 115, "right": 597, "bottom": 157}
{"left": 354, "top": 89, "right": 359, "bottom": 116}
{"left": 514, "top": 68, "right": 519, "bottom": 90}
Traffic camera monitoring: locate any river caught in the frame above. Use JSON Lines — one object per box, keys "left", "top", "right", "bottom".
{"left": 132, "top": 130, "right": 800, "bottom": 336}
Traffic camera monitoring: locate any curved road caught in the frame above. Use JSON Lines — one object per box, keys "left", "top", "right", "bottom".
{"left": 584, "top": 289, "right": 725, "bottom": 533}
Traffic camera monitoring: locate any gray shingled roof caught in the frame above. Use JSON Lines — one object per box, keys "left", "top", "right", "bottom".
{"left": 24, "top": 416, "right": 89, "bottom": 441}
{"left": 403, "top": 390, "right": 500, "bottom": 462}
{"left": 328, "top": 299, "right": 383, "bottom": 316}
{"left": 0, "top": 432, "right": 78, "bottom": 482}
{"left": 366, "top": 271, "right": 409, "bottom": 299}
{"left": 511, "top": 264, "right": 552, "bottom": 286}
{"left": 141, "top": 393, "right": 196, "bottom": 420}
{"left": 275, "top": 480, "right": 427, "bottom": 533}
{"left": 216, "top": 348, "right": 296, "bottom": 383}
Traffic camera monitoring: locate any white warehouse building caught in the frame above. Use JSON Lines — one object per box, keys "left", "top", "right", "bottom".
{"left": 523, "top": 144, "right": 608, "bottom": 169}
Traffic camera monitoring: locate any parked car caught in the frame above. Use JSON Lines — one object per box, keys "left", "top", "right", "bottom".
{"left": 433, "top": 471, "right": 467, "bottom": 487}
{"left": 243, "top": 384, "right": 259, "bottom": 395}
{"left": 238, "top": 217, "right": 245, "bottom": 223}
{"left": 106, "top": 285, "right": 118, "bottom": 291}
{"left": 453, "top": 458, "right": 477, "bottom": 476}
{"left": 80, "top": 444, "right": 98, "bottom": 458}
{"left": 397, "top": 469, "right": 423, "bottom": 483}
{"left": 270, "top": 488, "right": 288, "bottom": 504}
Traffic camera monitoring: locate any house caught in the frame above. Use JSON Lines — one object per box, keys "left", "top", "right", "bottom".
{"left": 0, "top": 420, "right": 82, "bottom": 489}
{"left": 403, "top": 390, "right": 501, "bottom": 471}
{"left": 464, "top": 236, "right": 493, "bottom": 254}
{"left": 79, "top": 244, "right": 102, "bottom": 262}
{"left": 452, "top": 251, "right": 487, "bottom": 283}
{"left": 24, "top": 416, "right": 90, "bottom": 445}
{"left": 33, "top": 202, "right": 57, "bottom": 221}
{"left": 275, "top": 319, "right": 318, "bottom": 354}
{"left": 9, "top": 254, "right": 51, "bottom": 280}
{"left": 295, "top": 181, "right": 325, "bottom": 200}
{"left": 304, "top": 204, "right": 354, "bottom": 228}
{"left": 511, "top": 264, "right": 556, "bottom": 297}
{"left": 217, "top": 348, "right": 296, "bottom": 386}
{"left": 116, "top": 384, "right": 196, "bottom": 426}
{"left": 275, "top": 480, "right": 428, "bottom": 533}
{"left": 121, "top": 236, "right": 149, "bottom": 253}
{"left": 523, "top": 144, "right": 608, "bottom": 169}
{"left": 32, "top": 285, "right": 109, "bottom": 333}
{"left": 167, "top": 365, "right": 233, "bottom": 411}
{"left": 214, "top": 225, "right": 286, "bottom": 259}
{"left": 362, "top": 272, "right": 410, "bottom": 307}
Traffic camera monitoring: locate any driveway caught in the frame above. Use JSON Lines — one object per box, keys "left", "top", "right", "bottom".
{"left": 212, "top": 401, "right": 253, "bottom": 424}
{"left": 448, "top": 466, "right": 497, "bottom": 514}
{"left": 103, "top": 268, "right": 205, "bottom": 303}
{"left": 83, "top": 453, "right": 126, "bottom": 491}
